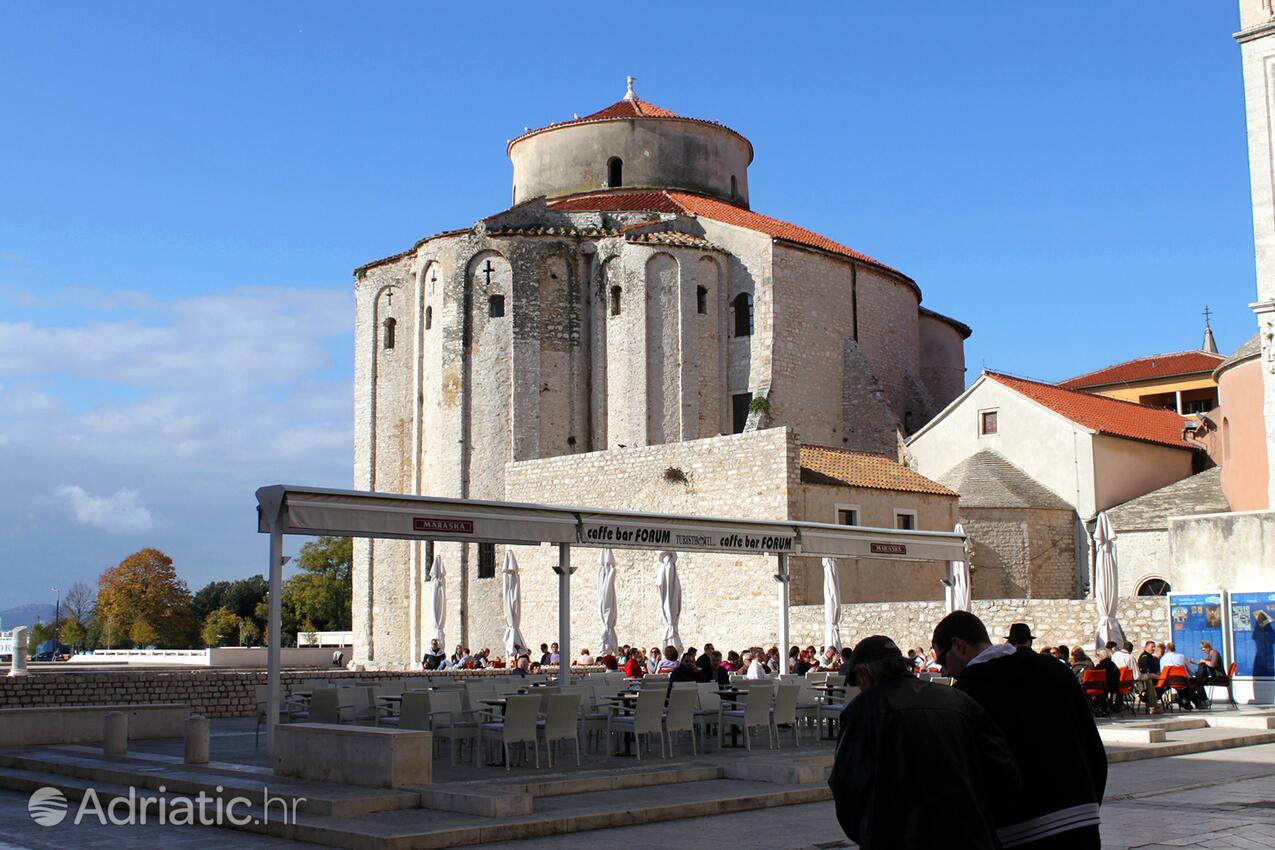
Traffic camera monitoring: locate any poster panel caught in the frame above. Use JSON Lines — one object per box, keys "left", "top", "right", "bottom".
{"left": 1229, "top": 591, "right": 1275, "bottom": 679}
{"left": 1168, "top": 592, "right": 1226, "bottom": 664}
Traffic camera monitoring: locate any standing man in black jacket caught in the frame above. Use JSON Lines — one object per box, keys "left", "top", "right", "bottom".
{"left": 933, "top": 612, "right": 1107, "bottom": 849}
{"left": 828, "top": 635, "right": 1020, "bottom": 850}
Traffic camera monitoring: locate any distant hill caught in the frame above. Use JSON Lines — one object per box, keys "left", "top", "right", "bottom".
{"left": 0, "top": 603, "right": 56, "bottom": 630}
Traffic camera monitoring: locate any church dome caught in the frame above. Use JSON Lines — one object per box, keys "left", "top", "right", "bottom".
{"left": 508, "top": 77, "right": 754, "bottom": 208}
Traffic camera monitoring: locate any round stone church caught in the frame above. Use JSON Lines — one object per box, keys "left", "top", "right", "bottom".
{"left": 351, "top": 80, "right": 972, "bottom": 669}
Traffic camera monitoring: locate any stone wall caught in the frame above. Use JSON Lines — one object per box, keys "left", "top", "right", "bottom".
{"left": 499, "top": 429, "right": 799, "bottom": 656}
{"left": 0, "top": 668, "right": 594, "bottom": 719}
{"left": 789, "top": 596, "right": 1168, "bottom": 655}
{"left": 959, "top": 507, "right": 1077, "bottom": 599}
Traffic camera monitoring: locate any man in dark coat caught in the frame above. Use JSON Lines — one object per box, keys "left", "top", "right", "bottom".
{"left": 933, "top": 611, "right": 1107, "bottom": 849}
{"left": 828, "top": 635, "right": 1019, "bottom": 850}
{"left": 695, "top": 643, "right": 716, "bottom": 682}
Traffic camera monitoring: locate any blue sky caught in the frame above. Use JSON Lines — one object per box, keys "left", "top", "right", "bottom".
{"left": 0, "top": 2, "right": 1258, "bottom": 610}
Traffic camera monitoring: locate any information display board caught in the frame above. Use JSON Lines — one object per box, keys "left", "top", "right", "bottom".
{"left": 1168, "top": 592, "right": 1226, "bottom": 663}
{"left": 1229, "top": 591, "right": 1275, "bottom": 679}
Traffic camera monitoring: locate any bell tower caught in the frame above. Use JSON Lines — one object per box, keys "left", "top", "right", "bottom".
{"left": 1236, "top": 0, "right": 1275, "bottom": 506}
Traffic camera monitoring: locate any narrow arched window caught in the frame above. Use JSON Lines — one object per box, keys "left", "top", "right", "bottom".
{"left": 382, "top": 316, "right": 396, "bottom": 350}
{"left": 607, "top": 157, "right": 623, "bottom": 188}
{"left": 610, "top": 285, "right": 622, "bottom": 317}
{"left": 696, "top": 286, "right": 708, "bottom": 315}
{"left": 489, "top": 295, "right": 505, "bottom": 318}
{"left": 424, "top": 306, "right": 432, "bottom": 330}
{"left": 730, "top": 175, "right": 738, "bottom": 200}
{"left": 733, "top": 293, "right": 754, "bottom": 337}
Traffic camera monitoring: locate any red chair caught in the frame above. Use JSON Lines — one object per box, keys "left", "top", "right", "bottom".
{"left": 1162, "top": 665, "right": 1194, "bottom": 710}
{"left": 1080, "top": 669, "right": 1109, "bottom": 716}
{"left": 1116, "top": 667, "right": 1135, "bottom": 715}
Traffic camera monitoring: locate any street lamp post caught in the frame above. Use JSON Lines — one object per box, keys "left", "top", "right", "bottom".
{"left": 52, "top": 587, "right": 60, "bottom": 638}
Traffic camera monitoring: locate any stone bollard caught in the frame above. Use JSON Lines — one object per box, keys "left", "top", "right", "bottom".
{"left": 103, "top": 711, "right": 128, "bottom": 756}
{"left": 184, "top": 714, "right": 209, "bottom": 764}
{"left": 6, "top": 627, "right": 28, "bottom": 677}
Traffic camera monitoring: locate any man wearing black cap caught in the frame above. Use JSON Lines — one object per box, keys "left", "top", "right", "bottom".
{"left": 1005, "top": 622, "right": 1036, "bottom": 648}
{"left": 828, "top": 635, "right": 1019, "bottom": 850}
{"left": 933, "top": 611, "right": 1106, "bottom": 849}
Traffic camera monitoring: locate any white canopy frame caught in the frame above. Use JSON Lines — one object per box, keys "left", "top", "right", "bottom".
{"left": 256, "top": 484, "right": 968, "bottom": 754}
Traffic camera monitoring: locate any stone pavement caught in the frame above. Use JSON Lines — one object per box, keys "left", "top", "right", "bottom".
{"left": 2, "top": 743, "right": 1275, "bottom": 849}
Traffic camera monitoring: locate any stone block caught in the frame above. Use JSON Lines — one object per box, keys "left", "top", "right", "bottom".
{"left": 273, "top": 723, "right": 432, "bottom": 788}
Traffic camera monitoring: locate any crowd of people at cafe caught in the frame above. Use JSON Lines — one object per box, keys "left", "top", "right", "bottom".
{"left": 421, "top": 625, "right": 1228, "bottom": 715}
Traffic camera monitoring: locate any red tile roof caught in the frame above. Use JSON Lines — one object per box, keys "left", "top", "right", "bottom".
{"left": 546, "top": 190, "right": 907, "bottom": 281}
{"left": 985, "top": 372, "right": 1193, "bottom": 450}
{"left": 1059, "top": 350, "right": 1225, "bottom": 390}
{"left": 800, "top": 446, "right": 957, "bottom": 496}
{"left": 507, "top": 97, "right": 750, "bottom": 156}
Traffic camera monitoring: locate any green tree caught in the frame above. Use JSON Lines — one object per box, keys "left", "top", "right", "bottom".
{"left": 283, "top": 537, "right": 352, "bottom": 632}
{"left": 96, "top": 549, "right": 195, "bottom": 648}
{"left": 59, "top": 619, "right": 86, "bottom": 650}
{"left": 27, "top": 620, "right": 54, "bottom": 651}
{"left": 200, "top": 607, "right": 239, "bottom": 647}
{"left": 239, "top": 619, "right": 260, "bottom": 646}
{"left": 129, "top": 617, "right": 157, "bottom": 648}
{"left": 191, "top": 580, "right": 232, "bottom": 625}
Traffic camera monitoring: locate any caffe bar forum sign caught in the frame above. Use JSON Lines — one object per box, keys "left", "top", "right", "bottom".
{"left": 256, "top": 486, "right": 966, "bottom": 563}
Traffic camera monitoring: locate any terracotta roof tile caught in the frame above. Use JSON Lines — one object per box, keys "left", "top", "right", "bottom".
{"left": 800, "top": 446, "right": 956, "bottom": 496}
{"left": 626, "top": 230, "right": 719, "bottom": 249}
{"left": 547, "top": 191, "right": 685, "bottom": 214}
{"left": 507, "top": 97, "right": 750, "bottom": 156}
{"left": 1058, "top": 350, "right": 1224, "bottom": 390}
{"left": 546, "top": 190, "right": 907, "bottom": 281}
{"left": 985, "top": 372, "right": 1193, "bottom": 450}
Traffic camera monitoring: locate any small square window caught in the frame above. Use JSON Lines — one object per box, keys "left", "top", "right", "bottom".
{"left": 489, "top": 295, "right": 505, "bottom": 318}
{"left": 894, "top": 511, "right": 916, "bottom": 531}
{"left": 980, "top": 410, "right": 998, "bottom": 436}
{"left": 837, "top": 508, "right": 859, "bottom": 526}
{"left": 477, "top": 543, "right": 495, "bottom": 578}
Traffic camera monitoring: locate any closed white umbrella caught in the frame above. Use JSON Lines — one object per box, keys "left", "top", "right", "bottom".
{"left": 429, "top": 554, "right": 446, "bottom": 649}
{"left": 501, "top": 550, "right": 526, "bottom": 660}
{"left": 947, "top": 523, "right": 973, "bottom": 614}
{"left": 822, "top": 558, "right": 842, "bottom": 651}
{"left": 597, "top": 549, "right": 619, "bottom": 656}
{"left": 656, "top": 551, "right": 683, "bottom": 654}
{"left": 1094, "top": 512, "right": 1125, "bottom": 650}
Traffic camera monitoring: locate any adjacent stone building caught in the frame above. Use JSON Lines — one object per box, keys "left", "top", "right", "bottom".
{"left": 350, "top": 82, "right": 971, "bottom": 668}
{"left": 936, "top": 450, "right": 1076, "bottom": 599}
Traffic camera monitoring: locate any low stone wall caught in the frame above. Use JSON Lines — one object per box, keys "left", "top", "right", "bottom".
{"left": 790, "top": 596, "right": 1168, "bottom": 653}
{"left": 0, "top": 668, "right": 593, "bottom": 720}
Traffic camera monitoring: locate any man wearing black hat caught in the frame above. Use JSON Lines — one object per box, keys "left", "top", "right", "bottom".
{"left": 828, "top": 635, "right": 1019, "bottom": 850}
{"left": 933, "top": 611, "right": 1106, "bottom": 849}
{"left": 1005, "top": 622, "right": 1036, "bottom": 648}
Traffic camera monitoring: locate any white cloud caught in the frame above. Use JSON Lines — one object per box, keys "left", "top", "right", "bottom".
{"left": 57, "top": 485, "right": 154, "bottom": 534}
{"left": 0, "top": 283, "right": 353, "bottom": 608}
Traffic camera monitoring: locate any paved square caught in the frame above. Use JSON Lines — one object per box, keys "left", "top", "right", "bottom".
{"left": 2, "top": 743, "right": 1275, "bottom": 849}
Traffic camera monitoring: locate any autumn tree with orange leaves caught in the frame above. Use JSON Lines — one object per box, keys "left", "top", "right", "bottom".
{"left": 96, "top": 548, "right": 196, "bottom": 648}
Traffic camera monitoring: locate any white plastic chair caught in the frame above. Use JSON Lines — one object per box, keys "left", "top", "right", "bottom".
{"left": 480, "top": 694, "right": 541, "bottom": 771}
{"left": 606, "top": 688, "right": 665, "bottom": 759}
{"left": 429, "top": 690, "right": 480, "bottom": 765}
{"left": 693, "top": 683, "right": 722, "bottom": 745}
{"left": 664, "top": 687, "right": 698, "bottom": 756}
{"left": 720, "top": 685, "right": 773, "bottom": 750}
{"left": 771, "top": 683, "right": 802, "bottom": 748}
{"left": 254, "top": 684, "right": 307, "bottom": 746}
{"left": 307, "top": 688, "right": 351, "bottom": 724}
{"left": 396, "top": 691, "right": 432, "bottom": 730}
{"left": 539, "top": 692, "right": 583, "bottom": 767}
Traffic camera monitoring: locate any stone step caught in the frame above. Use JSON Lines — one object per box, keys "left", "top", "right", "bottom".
{"left": 249, "top": 778, "right": 835, "bottom": 850}
{"left": 0, "top": 748, "right": 419, "bottom": 817}
{"left": 0, "top": 761, "right": 832, "bottom": 850}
